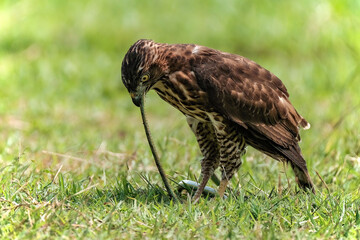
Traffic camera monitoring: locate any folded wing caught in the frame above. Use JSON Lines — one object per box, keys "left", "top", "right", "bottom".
{"left": 193, "top": 47, "right": 309, "bottom": 149}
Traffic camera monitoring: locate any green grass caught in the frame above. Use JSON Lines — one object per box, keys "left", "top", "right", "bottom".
{"left": 1, "top": 0, "right": 360, "bottom": 238}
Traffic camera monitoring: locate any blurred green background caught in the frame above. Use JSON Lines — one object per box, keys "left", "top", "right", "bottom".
{"left": 0, "top": 0, "right": 359, "bottom": 191}
{"left": 1, "top": 0, "right": 360, "bottom": 238}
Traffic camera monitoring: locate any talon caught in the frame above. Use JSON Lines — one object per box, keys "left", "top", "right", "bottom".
{"left": 178, "top": 179, "right": 219, "bottom": 203}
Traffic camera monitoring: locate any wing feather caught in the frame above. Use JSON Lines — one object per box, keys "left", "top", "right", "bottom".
{"left": 192, "top": 47, "right": 309, "bottom": 145}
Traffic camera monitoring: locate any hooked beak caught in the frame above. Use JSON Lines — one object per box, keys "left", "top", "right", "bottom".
{"left": 130, "top": 92, "right": 142, "bottom": 107}
{"left": 130, "top": 82, "right": 153, "bottom": 107}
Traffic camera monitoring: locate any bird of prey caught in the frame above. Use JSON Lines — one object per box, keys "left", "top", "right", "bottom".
{"left": 121, "top": 39, "right": 315, "bottom": 202}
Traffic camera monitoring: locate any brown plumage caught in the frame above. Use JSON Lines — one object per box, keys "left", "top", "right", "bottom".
{"left": 121, "top": 39, "right": 315, "bottom": 201}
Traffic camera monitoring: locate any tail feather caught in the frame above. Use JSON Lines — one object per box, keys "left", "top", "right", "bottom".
{"left": 275, "top": 144, "right": 307, "bottom": 171}
{"left": 274, "top": 144, "right": 315, "bottom": 193}
{"left": 239, "top": 123, "right": 315, "bottom": 193}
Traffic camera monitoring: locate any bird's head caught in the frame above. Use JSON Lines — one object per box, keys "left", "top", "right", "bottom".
{"left": 121, "top": 39, "right": 166, "bottom": 107}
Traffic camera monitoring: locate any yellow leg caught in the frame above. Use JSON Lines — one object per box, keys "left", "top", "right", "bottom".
{"left": 218, "top": 179, "right": 229, "bottom": 198}
{"left": 192, "top": 173, "right": 211, "bottom": 204}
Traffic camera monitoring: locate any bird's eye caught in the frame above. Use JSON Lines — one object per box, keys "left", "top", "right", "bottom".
{"left": 141, "top": 74, "right": 150, "bottom": 82}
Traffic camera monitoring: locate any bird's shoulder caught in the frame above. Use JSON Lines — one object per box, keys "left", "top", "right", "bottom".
{"left": 191, "top": 46, "right": 289, "bottom": 97}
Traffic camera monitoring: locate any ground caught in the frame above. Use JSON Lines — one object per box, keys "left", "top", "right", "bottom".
{"left": 0, "top": 0, "right": 359, "bottom": 239}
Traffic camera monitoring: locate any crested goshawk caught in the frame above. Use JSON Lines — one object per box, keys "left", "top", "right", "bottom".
{"left": 121, "top": 39, "right": 315, "bottom": 202}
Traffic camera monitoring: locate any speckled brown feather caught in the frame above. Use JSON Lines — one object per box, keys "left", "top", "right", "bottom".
{"left": 191, "top": 46, "right": 308, "bottom": 133}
